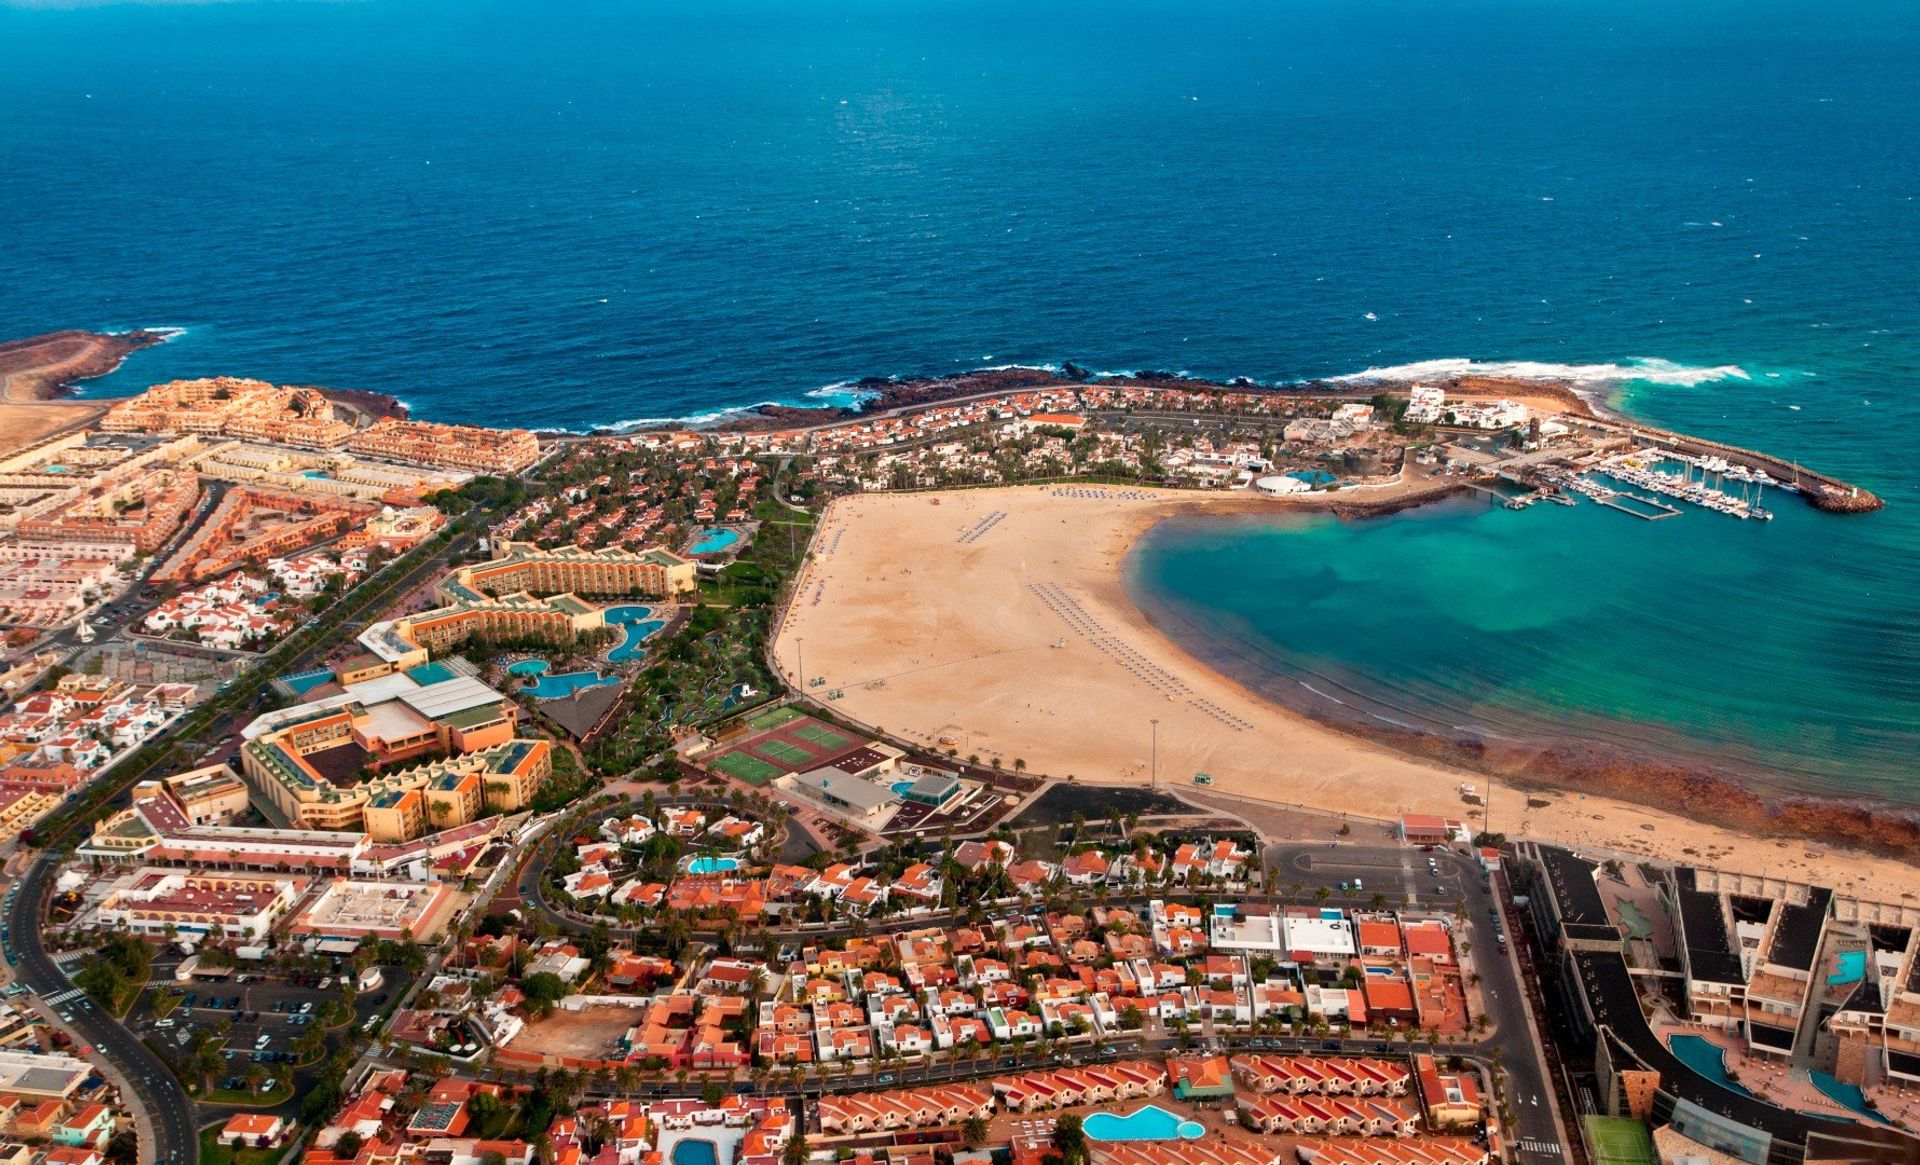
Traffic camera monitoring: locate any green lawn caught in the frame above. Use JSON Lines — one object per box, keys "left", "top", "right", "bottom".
{"left": 200, "top": 1126, "right": 284, "bottom": 1165}
{"left": 1585, "top": 1116, "right": 1655, "bottom": 1165}
{"left": 198, "top": 1081, "right": 295, "bottom": 1107}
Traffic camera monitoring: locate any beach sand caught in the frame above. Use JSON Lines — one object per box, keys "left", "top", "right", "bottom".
{"left": 773, "top": 485, "right": 1917, "bottom": 899}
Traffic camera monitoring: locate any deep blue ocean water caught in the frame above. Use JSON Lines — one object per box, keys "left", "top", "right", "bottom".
{"left": 2, "top": 0, "right": 1915, "bottom": 803}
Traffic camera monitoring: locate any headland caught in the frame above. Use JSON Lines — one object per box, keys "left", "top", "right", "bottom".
{"left": 0, "top": 329, "right": 173, "bottom": 456}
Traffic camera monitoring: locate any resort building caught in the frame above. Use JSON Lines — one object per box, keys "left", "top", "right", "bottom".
{"left": 287, "top": 878, "right": 455, "bottom": 941}
{"left": 238, "top": 667, "right": 538, "bottom": 836}
{"left": 96, "top": 867, "right": 310, "bottom": 941}
{"left": 158, "top": 765, "right": 251, "bottom": 825}
{"left": 449, "top": 542, "right": 696, "bottom": 603}
{"left": 357, "top": 542, "right": 693, "bottom": 667}
{"left": 150, "top": 484, "right": 377, "bottom": 584}
{"left": 347, "top": 419, "right": 541, "bottom": 474}
{"left": 102, "top": 378, "right": 356, "bottom": 449}
{"left": 13, "top": 467, "right": 199, "bottom": 552}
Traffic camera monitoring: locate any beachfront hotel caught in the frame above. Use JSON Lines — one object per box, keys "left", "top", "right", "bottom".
{"left": 451, "top": 541, "right": 697, "bottom": 601}
{"left": 102, "top": 377, "right": 357, "bottom": 449}
{"left": 347, "top": 418, "right": 542, "bottom": 474}
{"left": 358, "top": 541, "right": 694, "bottom": 668}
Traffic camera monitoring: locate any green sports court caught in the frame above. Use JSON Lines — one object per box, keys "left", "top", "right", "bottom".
{"left": 703, "top": 706, "right": 871, "bottom": 786}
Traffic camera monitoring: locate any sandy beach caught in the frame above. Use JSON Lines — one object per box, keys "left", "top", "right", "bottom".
{"left": 773, "top": 485, "right": 1917, "bottom": 899}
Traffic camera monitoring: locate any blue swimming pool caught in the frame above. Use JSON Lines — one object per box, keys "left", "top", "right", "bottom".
{"left": 525, "top": 670, "right": 620, "bottom": 699}
{"left": 1082, "top": 1106, "right": 1205, "bottom": 1142}
{"left": 507, "top": 658, "right": 550, "bottom": 676}
{"left": 1811, "top": 1071, "right": 1889, "bottom": 1124}
{"left": 687, "top": 856, "right": 741, "bottom": 875}
{"left": 1668, "top": 1034, "right": 1755, "bottom": 1097}
{"left": 279, "top": 668, "right": 335, "bottom": 696}
{"left": 890, "top": 780, "right": 915, "bottom": 795}
{"left": 1287, "top": 469, "right": 1337, "bottom": 486}
{"left": 670, "top": 1140, "right": 719, "bottom": 1165}
{"left": 1828, "top": 950, "right": 1867, "bottom": 986}
{"left": 606, "top": 606, "right": 666, "bottom": 663}
{"left": 689, "top": 527, "right": 741, "bottom": 555}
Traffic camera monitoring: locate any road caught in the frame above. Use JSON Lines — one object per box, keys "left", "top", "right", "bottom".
{"left": 7, "top": 855, "right": 197, "bottom": 1165}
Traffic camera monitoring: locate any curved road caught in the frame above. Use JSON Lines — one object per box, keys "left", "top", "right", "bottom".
{"left": 8, "top": 855, "right": 197, "bottom": 1165}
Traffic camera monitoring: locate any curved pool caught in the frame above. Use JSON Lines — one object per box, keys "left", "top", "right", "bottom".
{"left": 689, "top": 527, "right": 741, "bottom": 555}
{"left": 1667, "top": 1034, "right": 1755, "bottom": 1097}
{"left": 525, "top": 670, "right": 620, "bottom": 699}
{"left": 1082, "top": 1105, "right": 1205, "bottom": 1142}
{"left": 507, "top": 659, "right": 550, "bottom": 677}
{"left": 608, "top": 610, "right": 666, "bottom": 663}
{"left": 687, "top": 856, "right": 741, "bottom": 875}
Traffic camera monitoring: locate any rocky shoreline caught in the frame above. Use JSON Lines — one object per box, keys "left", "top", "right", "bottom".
{"left": 0, "top": 328, "right": 170, "bottom": 401}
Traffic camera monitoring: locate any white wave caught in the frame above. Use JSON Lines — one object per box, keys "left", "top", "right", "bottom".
{"left": 805, "top": 379, "right": 883, "bottom": 407}
{"left": 965, "top": 362, "right": 1063, "bottom": 375}
{"left": 1298, "top": 681, "right": 1348, "bottom": 707}
{"left": 1324, "top": 357, "right": 1751, "bottom": 388}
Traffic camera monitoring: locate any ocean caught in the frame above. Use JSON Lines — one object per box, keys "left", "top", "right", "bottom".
{"left": 2, "top": 0, "right": 1915, "bottom": 804}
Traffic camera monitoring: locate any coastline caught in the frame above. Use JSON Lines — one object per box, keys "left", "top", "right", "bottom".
{"left": 1119, "top": 512, "right": 1920, "bottom": 858}
{"left": 0, "top": 329, "right": 171, "bottom": 457}
{"left": 775, "top": 485, "right": 1918, "bottom": 895}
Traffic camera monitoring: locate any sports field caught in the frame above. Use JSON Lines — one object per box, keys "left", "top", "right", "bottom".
{"left": 704, "top": 708, "right": 866, "bottom": 786}
{"left": 1584, "top": 1117, "right": 1653, "bottom": 1165}
{"left": 747, "top": 705, "right": 805, "bottom": 731}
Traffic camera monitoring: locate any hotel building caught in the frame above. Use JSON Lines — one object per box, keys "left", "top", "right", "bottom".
{"left": 359, "top": 542, "right": 694, "bottom": 668}
{"left": 347, "top": 419, "right": 541, "bottom": 475}
{"left": 97, "top": 867, "right": 310, "bottom": 941}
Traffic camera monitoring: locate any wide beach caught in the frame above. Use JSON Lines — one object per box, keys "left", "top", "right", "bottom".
{"left": 773, "top": 485, "right": 1916, "bottom": 899}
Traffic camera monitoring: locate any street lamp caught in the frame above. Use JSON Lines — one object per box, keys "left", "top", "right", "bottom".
{"left": 796, "top": 637, "right": 805, "bottom": 692}
{"left": 1150, "top": 718, "right": 1159, "bottom": 790}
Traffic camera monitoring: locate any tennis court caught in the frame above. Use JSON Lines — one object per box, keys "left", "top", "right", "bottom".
{"left": 712, "top": 752, "right": 784, "bottom": 784}
{"left": 795, "top": 723, "right": 852, "bottom": 749}
{"left": 748, "top": 705, "right": 806, "bottom": 731}
{"left": 758, "top": 738, "right": 817, "bottom": 766}
{"left": 1584, "top": 1117, "right": 1654, "bottom": 1165}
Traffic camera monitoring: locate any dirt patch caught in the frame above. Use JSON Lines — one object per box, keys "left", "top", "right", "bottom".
{"left": 520, "top": 1004, "right": 639, "bottom": 1059}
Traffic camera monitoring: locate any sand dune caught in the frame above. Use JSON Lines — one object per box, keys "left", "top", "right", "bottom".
{"left": 773, "top": 485, "right": 1915, "bottom": 900}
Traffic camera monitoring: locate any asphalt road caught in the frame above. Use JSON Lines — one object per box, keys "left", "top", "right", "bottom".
{"left": 7, "top": 855, "right": 198, "bottom": 1165}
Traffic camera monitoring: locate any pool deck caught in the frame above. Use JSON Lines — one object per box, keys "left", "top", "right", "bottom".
{"left": 1657, "top": 1022, "right": 1906, "bottom": 1126}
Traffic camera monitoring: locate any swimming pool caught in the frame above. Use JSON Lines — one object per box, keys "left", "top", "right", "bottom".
{"left": 1082, "top": 1105, "right": 1205, "bottom": 1142}
{"left": 687, "top": 856, "right": 741, "bottom": 875}
{"left": 670, "top": 1140, "right": 719, "bottom": 1165}
{"left": 890, "top": 780, "right": 915, "bottom": 795}
{"left": 1287, "top": 469, "right": 1337, "bottom": 486}
{"left": 525, "top": 670, "right": 620, "bottom": 699}
{"left": 278, "top": 668, "right": 335, "bottom": 696}
{"left": 507, "top": 659, "right": 550, "bottom": 677}
{"left": 606, "top": 607, "right": 666, "bottom": 663}
{"left": 1828, "top": 950, "right": 1867, "bottom": 985}
{"left": 1667, "top": 1034, "right": 1755, "bottom": 1097}
{"left": 1811, "top": 1071, "right": 1888, "bottom": 1123}
{"left": 689, "top": 527, "right": 741, "bottom": 555}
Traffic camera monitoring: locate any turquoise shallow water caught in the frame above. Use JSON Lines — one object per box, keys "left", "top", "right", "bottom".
{"left": 1128, "top": 442, "right": 1920, "bottom": 806}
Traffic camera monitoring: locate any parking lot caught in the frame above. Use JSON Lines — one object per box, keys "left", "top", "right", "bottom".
{"left": 131, "top": 962, "right": 404, "bottom": 1096}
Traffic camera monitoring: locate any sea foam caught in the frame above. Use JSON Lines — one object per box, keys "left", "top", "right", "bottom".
{"left": 1324, "top": 357, "right": 1751, "bottom": 388}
